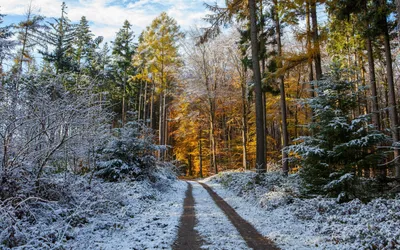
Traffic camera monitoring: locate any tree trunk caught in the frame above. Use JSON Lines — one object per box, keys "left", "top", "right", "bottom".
{"left": 143, "top": 80, "right": 148, "bottom": 125}
{"left": 310, "top": 0, "right": 322, "bottom": 80}
{"left": 241, "top": 72, "right": 249, "bottom": 170}
{"left": 366, "top": 37, "right": 381, "bottom": 130}
{"left": 150, "top": 79, "right": 155, "bottom": 129}
{"left": 188, "top": 154, "right": 192, "bottom": 176}
{"left": 210, "top": 111, "right": 217, "bottom": 174}
{"left": 380, "top": 1, "right": 400, "bottom": 177}
{"left": 249, "top": 0, "right": 266, "bottom": 172}
{"left": 159, "top": 92, "right": 164, "bottom": 160}
{"left": 273, "top": 0, "right": 289, "bottom": 175}
{"left": 199, "top": 129, "right": 203, "bottom": 178}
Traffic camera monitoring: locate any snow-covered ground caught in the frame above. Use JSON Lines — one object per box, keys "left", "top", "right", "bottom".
{"left": 191, "top": 181, "right": 248, "bottom": 249}
{"left": 203, "top": 171, "right": 400, "bottom": 250}
{"left": 0, "top": 169, "right": 187, "bottom": 250}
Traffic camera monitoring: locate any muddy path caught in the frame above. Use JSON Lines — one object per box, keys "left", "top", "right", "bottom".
{"left": 199, "top": 182, "right": 279, "bottom": 250}
{"left": 173, "top": 181, "right": 279, "bottom": 250}
{"left": 173, "top": 182, "right": 204, "bottom": 250}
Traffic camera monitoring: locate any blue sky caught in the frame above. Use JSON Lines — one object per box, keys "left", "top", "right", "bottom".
{"left": 1, "top": 0, "right": 225, "bottom": 42}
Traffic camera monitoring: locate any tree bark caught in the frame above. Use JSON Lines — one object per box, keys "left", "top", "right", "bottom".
{"left": 241, "top": 71, "right": 249, "bottom": 170}
{"left": 366, "top": 37, "right": 381, "bottom": 130}
{"left": 273, "top": 0, "right": 289, "bottom": 175}
{"left": 199, "top": 129, "right": 203, "bottom": 178}
{"left": 310, "top": 0, "right": 322, "bottom": 80}
{"left": 249, "top": 0, "right": 266, "bottom": 172}
{"left": 380, "top": 1, "right": 400, "bottom": 177}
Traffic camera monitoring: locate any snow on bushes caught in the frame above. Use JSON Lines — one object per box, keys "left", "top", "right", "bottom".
{"left": 95, "top": 121, "right": 160, "bottom": 182}
{"left": 0, "top": 168, "right": 186, "bottom": 249}
{"left": 206, "top": 171, "right": 400, "bottom": 249}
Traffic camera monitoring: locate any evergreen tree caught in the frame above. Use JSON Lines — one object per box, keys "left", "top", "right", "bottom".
{"left": 111, "top": 20, "right": 136, "bottom": 125}
{"left": 0, "top": 11, "right": 16, "bottom": 75}
{"left": 73, "top": 16, "right": 94, "bottom": 71}
{"left": 14, "top": 3, "right": 47, "bottom": 74}
{"left": 38, "top": 2, "right": 77, "bottom": 74}
{"left": 287, "top": 63, "right": 389, "bottom": 199}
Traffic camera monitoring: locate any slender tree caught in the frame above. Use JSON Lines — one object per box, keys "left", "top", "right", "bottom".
{"left": 14, "top": 3, "right": 46, "bottom": 74}
{"left": 0, "top": 11, "right": 15, "bottom": 75}
{"left": 38, "top": 2, "right": 77, "bottom": 74}
{"left": 135, "top": 12, "right": 183, "bottom": 160}
{"left": 111, "top": 20, "right": 136, "bottom": 125}
{"left": 249, "top": 0, "right": 266, "bottom": 171}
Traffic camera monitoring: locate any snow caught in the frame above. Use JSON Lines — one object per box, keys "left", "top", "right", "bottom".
{"left": 3, "top": 168, "right": 399, "bottom": 250}
{"left": 190, "top": 181, "right": 248, "bottom": 250}
{"left": 0, "top": 169, "right": 187, "bottom": 250}
{"left": 203, "top": 171, "right": 400, "bottom": 250}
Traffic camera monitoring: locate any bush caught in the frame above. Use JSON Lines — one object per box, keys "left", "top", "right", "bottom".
{"left": 95, "top": 122, "right": 159, "bottom": 181}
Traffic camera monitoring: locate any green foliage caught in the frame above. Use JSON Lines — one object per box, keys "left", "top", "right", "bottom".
{"left": 38, "top": 2, "right": 77, "bottom": 74}
{"left": 73, "top": 16, "right": 98, "bottom": 71}
{"left": 109, "top": 20, "right": 137, "bottom": 123}
{"left": 96, "top": 122, "right": 159, "bottom": 181}
{"left": 287, "top": 64, "right": 389, "bottom": 199}
{"left": 0, "top": 11, "right": 16, "bottom": 67}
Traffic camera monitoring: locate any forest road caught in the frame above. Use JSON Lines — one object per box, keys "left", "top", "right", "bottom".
{"left": 173, "top": 182, "right": 204, "bottom": 250}
{"left": 173, "top": 181, "right": 280, "bottom": 250}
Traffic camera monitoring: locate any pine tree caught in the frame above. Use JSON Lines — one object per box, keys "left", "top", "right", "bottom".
{"left": 38, "top": 2, "right": 77, "bottom": 74}
{"left": 287, "top": 63, "right": 389, "bottom": 199}
{"left": 73, "top": 16, "right": 94, "bottom": 71}
{"left": 0, "top": 11, "right": 16, "bottom": 75}
{"left": 111, "top": 20, "right": 136, "bottom": 125}
{"left": 14, "top": 3, "right": 46, "bottom": 74}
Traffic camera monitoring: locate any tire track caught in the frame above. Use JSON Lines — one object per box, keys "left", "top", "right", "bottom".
{"left": 173, "top": 182, "right": 203, "bottom": 250}
{"left": 198, "top": 182, "right": 280, "bottom": 250}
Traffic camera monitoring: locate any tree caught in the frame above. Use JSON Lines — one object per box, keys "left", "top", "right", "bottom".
{"left": 134, "top": 12, "right": 183, "bottom": 160}
{"left": 73, "top": 16, "right": 95, "bottom": 71}
{"left": 249, "top": 0, "right": 267, "bottom": 172}
{"left": 310, "top": 0, "right": 324, "bottom": 80}
{"left": 287, "top": 64, "right": 388, "bottom": 199}
{"left": 202, "top": 0, "right": 268, "bottom": 171}
{"left": 181, "top": 29, "right": 235, "bottom": 174}
{"left": 375, "top": 0, "right": 400, "bottom": 178}
{"left": 0, "top": 72, "right": 109, "bottom": 187}
{"left": 0, "top": 11, "right": 15, "bottom": 75}
{"left": 272, "top": 0, "right": 290, "bottom": 175}
{"left": 14, "top": 3, "right": 46, "bottom": 74}
{"left": 111, "top": 20, "right": 136, "bottom": 125}
{"left": 38, "top": 2, "right": 77, "bottom": 74}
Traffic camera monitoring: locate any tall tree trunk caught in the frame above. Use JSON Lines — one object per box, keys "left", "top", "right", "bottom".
{"left": 248, "top": 0, "right": 267, "bottom": 170}
{"left": 210, "top": 110, "right": 217, "bottom": 174}
{"left": 150, "top": 79, "right": 155, "bottom": 129}
{"left": 310, "top": 0, "right": 322, "bottom": 80}
{"left": 273, "top": 0, "right": 289, "bottom": 175}
{"left": 379, "top": 1, "right": 400, "bottom": 177}
{"left": 163, "top": 89, "right": 168, "bottom": 160}
{"left": 188, "top": 154, "right": 192, "bottom": 176}
{"left": 143, "top": 80, "right": 148, "bottom": 125}
{"left": 138, "top": 80, "right": 143, "bottom": 121}
{"left": 199, "top": 129, "right": 203, "bottom": 178}
{"left": 306, "top": 0, "right": 315, "bottom": 126}
{"left": 159, "top": 92, "right": 164, "bottom": 160}
{"left": 366, "top": 36, "right": 381, "bottom": 130}
{"left": 241, "top": 72, "right": 249, "bottom": 170}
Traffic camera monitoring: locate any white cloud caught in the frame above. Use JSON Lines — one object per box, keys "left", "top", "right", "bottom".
{"left": 2, "top": 0, "right": 226, "bottom": 42}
